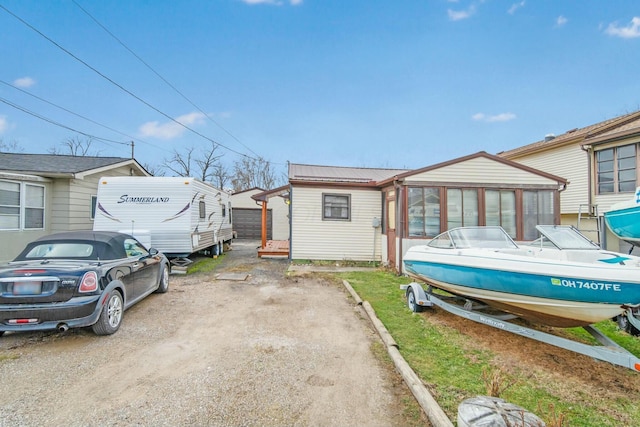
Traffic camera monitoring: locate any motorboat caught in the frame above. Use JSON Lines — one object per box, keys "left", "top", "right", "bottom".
{"left": 604, "top": 187, "right": 640, "bottom": 246}
{"left": 403, "top": 225, "right": 640, "bottom": 328}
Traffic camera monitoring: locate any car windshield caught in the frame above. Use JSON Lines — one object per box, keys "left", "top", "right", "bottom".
{"left": 22, "top": 242, "right": 98, "bottom": 259}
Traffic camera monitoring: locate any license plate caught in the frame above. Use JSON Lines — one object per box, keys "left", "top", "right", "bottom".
{"left": 13, "top": 282, "right": 42, "bottom": 295}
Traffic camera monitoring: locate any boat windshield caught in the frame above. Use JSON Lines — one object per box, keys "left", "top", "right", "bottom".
{"left": 534, "top": 225, "right": 600, "bottom": 250}
{"left": 428, "top": 226, "right": 518, "bottom": 249}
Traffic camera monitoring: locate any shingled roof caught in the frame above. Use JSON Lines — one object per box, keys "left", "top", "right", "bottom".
{"left": 0, "top": 153, "right": 143, "bottom": 178}
{"left": 499, "top": 110, "right": 640, "bottom": 158}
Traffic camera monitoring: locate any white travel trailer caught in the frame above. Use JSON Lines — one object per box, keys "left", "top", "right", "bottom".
{"left": 93, "top": 176, "right": 233, "bottom": 258}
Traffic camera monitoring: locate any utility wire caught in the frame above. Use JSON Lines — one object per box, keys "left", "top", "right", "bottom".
{"left": 0, "top": 3, "right": 252, "bottom": 159}
{"left": 0, "top": 79, "right": 163, "bottom": 151}
{"left": 72, "top": 0, "right": 262, "bottom": 159}
{"left": 0, "top": 95, "right": 127, "bottom": 146}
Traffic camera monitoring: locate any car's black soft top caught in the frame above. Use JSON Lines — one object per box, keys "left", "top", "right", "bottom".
{"left": 14, "top": 231, "right": 136, "bottom": 261}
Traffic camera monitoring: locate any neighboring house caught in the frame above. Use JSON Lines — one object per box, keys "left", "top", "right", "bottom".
{"left": 499, "top": 110, "right": 640, "bottom": 252}
{"left": 0, "top": 153, "right": 149, "bottom": 261}
{"left": 289, "top": 152, "right": 566, "bottom": 271}
{"left": 231, "top": 186, "right": 290, "bottom": 240}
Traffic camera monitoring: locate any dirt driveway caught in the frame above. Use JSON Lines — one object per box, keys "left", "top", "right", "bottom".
{"left": 0, "top": 241, "right": 417, "bottom": 427}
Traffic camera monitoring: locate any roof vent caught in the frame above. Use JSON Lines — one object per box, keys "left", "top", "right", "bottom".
{"left": 544, "top": 133, "right": 556, "bottom": 142}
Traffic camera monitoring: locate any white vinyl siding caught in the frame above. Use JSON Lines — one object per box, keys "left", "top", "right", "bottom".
{"left": 506, "top": 144, "right": 586, "bottom": 214}
{"left": 291, "top": 186, "right": 381, "bottom": 261}
{"left": 409, "top": 157, "right": 561, "bottom": 185}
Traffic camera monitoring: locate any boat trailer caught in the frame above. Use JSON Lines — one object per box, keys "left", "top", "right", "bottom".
{"left": 400, "top": 282, "right": 640, "bottom": 372}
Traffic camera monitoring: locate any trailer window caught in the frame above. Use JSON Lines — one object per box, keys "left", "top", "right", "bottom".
{"left": 199, "top": 201, "right": 206, "bottom": 219}
{"left": 222, "top": 204, "right": 226, "bottom": 217}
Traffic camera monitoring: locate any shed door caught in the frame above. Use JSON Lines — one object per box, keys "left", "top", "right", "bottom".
{"left": 233, "top": 208, "right": 272, "bottom": 240}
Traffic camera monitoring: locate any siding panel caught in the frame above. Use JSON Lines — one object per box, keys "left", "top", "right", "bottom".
{"left": 291, "top": 187, "right": 382, "bottom": 261}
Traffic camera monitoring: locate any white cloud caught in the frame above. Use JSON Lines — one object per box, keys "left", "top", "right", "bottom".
{"left": 13, "top": 77, "right": 36, "bottom": 88}
{"left": 472, "top": 112, "right": 516, "bottom": 123}
{"left": 139, "top": 112, "right": 206, "bottom": 140}
{"left": 556, "top": 15, "right": 568, "bottom": 27}
{"left": 508, "top": 1, "right": 525, "bottom": 15}
{"left": 0, "top": 115, "right": 8, "bottom": 134}
{"left": 448, "top": 6, "right": 476, "bottom": 21}
{"left": 605, "top": 17, "right": 640, "bottom": 38}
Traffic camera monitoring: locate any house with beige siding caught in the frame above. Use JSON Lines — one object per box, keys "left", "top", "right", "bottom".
{"left": 0, "top": 153, "right": 149, "bottom": 261}
{"left": 289, "top": 152, "right": 566, "bottom": 270}
{"left": 499, "top": 110, "right": 640, "bottom": 252}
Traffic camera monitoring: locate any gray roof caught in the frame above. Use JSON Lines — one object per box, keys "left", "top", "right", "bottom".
{"left": 289, "top": 163, "right": 408, "bottom": 184}
{"left": 0, "top": 153, "right": 136, "bottom": 177}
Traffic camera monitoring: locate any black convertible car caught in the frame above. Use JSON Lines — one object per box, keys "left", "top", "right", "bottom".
{"left": 0, "top": 231, "right": 170, "bottom": 336}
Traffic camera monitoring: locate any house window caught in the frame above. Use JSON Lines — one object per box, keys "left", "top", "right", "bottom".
{"left": 597, "top": 144, "right": 637, "bottom": 194}
{"left": 0, "top": 181, "right": 20, "bottom": 229}
{"left": 485, "top": 190, "right": 516, "bottom": 238}
{"left": 0, "top": 180, "right": 45, "bottom": 230}
{"left": 323, "top": 194, "right": 350, "bottom": 220}
{"left": 523, "top": 190, "right": 554, "bottom": 240}
{"left": 408, "top": 187, "right": 440, "bottom": 237}
{"left": 24, "top": 185, "right": 44, "bottom": 229}
{"left": 447, "top": 189, "right": 478, "bottom": 229}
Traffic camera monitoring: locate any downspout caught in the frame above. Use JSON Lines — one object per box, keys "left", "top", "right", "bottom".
{"left": 288, "top": 183, "right": 293, "bottom": 261}
{"left": 581, "top": 143, "right": 605, "bottom": 247}
{"left": 580, "top": 144, "right": 593, "bottom": 210}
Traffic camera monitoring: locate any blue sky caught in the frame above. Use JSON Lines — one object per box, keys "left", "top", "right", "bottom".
{"left": 1, "top": 0, "right": 639, "bottom": 176}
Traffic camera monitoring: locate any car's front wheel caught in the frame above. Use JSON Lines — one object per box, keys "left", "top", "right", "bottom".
{"left": 92, "top": 291, "right": 123, "bottom": 335}
{"left": 155, "top": 265, "right": 169, "bottom": 293}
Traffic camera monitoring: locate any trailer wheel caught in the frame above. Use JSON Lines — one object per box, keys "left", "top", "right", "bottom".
{"left": 616, "top": 314, "right": 640, "bottom": 336}
{"left": 406, "top": 288, "right": 424, "bottom": 313}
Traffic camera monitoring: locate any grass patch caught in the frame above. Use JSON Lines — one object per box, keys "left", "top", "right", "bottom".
{"left": 185, "top": 254, "right": 226, "bottom": 274}
{"left": 291, "top": 259, "right": 380, "bottom": 267}
{"left": 335, "top": 270, "right": 640, "bottom": 427}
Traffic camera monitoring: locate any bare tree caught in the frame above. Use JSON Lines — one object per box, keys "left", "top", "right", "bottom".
{"left": 142, "top": 162, "right": 165, "bottom": 177}
{"left": 231, "top": 156, "right": 283, "bottom": 192}
{"left": 194, "top": 142, "right": 223, "bottom": 182}
{"left": 161, "top": 142, "right": 226, "bottom": 184}
{"left": 0, "top": 138, "right": 24, "bottom": 153}
{"left": 162, "top": 145, "right": 196, "bottom": 177}
{"left": 211, "top": 162, "right": 230, "bottom": 190}
{"left": 49, "top": 136, "right": 99, "bottom": 156}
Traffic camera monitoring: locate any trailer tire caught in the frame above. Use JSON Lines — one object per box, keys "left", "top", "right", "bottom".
{"left": 616, "top": 314, "right": 640, "bottom": 336}
{"left": 407, "top": 288, "right": 424, "bottom": 313}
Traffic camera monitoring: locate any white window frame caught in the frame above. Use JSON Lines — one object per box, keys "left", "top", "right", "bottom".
{"left": 0, "top": 179, "right": 45, "bottom": 231}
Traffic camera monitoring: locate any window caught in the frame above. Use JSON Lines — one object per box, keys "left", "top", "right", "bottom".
{"left": 0, "top": 181, "right": 20, "bottom": 229}
{"left": 124, "top": 238, "right": 149, "bottom": 258}
{"left": 408, "top": 187, "right": 440, "bottom": 237}
{"left": 323, "top": 194, "right": 350, "bottom": 220}
{"left": 90, "top": 195, "right": 97, "bottom": 220}
{"left": 485, "top": 190, "right": 516, "bottom": 238}
{"left": 447, "top": 189, "right": 478, "bottom": 229}
{"left": 199, "top": 200, "right": 206, "bottom": 219}
{"left": 523, "top": 190, "right": 554, "bottom": 240}
{"left": 0, "top": 180, "right": 45, "bottom": 230}
{"left": 228, "top": 202, "right": 232, "bottom": 224}
{"left": 597, "top": 144, "right": 637, "bottom": 194}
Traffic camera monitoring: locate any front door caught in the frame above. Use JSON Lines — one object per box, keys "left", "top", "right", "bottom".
{"left": 386, "top": 191, "right": 396, "bottom": 269}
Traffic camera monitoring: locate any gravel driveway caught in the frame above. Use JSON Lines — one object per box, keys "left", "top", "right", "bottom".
{"left": 0, "top": 240, "right": 414, "bottom": 427}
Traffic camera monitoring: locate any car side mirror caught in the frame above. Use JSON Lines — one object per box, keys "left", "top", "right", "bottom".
{"left": 149, "top": 248, "right": 159, "bottom": 256}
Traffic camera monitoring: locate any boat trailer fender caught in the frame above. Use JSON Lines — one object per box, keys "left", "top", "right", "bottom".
{"left": 400, "top": 282, "right": 433, "bottom": 309}
{"left": 624, "top": 308, "right": 640, "bottom": 331}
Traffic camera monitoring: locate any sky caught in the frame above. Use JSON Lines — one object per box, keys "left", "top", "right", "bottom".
{"left": 1, "top": 0, "right": 640, "bottom": 178}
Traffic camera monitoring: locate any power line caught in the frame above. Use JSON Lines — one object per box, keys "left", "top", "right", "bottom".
{"left": 0, "top": 3, "right": 253, "bottom": 160}
{"left": 0, "top": 95, "right": 128, "bottom": 147}
{"left": 71, "top": 0, "right": 262, "bottom": 159}
{"left": 0, "top": 79, "right": 163, "bottom": 151}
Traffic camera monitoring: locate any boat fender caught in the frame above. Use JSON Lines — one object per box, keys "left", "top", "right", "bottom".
{"left": 457, "top": 396, "right": 545, "bottom": 427}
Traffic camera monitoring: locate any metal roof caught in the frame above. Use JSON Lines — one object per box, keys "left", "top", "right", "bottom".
{"left": 289, "top": 163, "right": 408, "bottom": 184}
